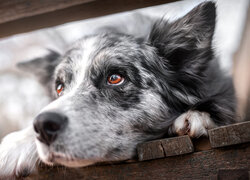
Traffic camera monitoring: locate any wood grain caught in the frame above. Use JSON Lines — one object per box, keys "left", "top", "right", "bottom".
{"left": 0, "top": 0, "right": 94, "bottom": 24}
{"left": 208, "top": 121, "right": 250, "bottom": 148}
{"left": 25, "top": 143, "right": 250, "bottom": 180}
{"left": 192, "top": 137, "right": 211, "bottom": 151}
{"left": 137, "top": 139, "right": 165, "bottom": 161}
{"left": 217, "top": 169, "right": 249, "bottom": 180}
{"left": 137, "top": 135, "right": 194, "bottom": 161}
{"left": 0, "top": 0, "right": 177, "bottom": 38}
{"left": 161, "top": 135, "right": 194, "bottom": 156}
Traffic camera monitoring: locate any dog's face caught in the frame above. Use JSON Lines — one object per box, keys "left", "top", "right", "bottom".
{"left": 36, "top": 34, "right": 171, "bottom": 167}
{"left": 18, "top": 2, "right": 215, "bottom": 167}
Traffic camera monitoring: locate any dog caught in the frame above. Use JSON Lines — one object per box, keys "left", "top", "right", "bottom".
{"left": 0, "top": 2, "right": 236, "bottom": 179}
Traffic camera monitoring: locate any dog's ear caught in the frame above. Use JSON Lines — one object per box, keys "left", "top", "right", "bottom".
{"left": 17, "top": 49, "right": 61, "bottom": 96}
{"left": 149, "top": 2, "right": 216, "bottom": 74}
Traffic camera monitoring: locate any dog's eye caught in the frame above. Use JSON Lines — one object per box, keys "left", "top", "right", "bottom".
{"left": 56, "top": 83, "right": 64, "bottom": 96}
{"left": 107, "top": 74, "right": 124, "bottom": 85}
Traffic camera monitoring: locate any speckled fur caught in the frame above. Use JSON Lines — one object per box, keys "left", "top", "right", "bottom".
{"left": 0, "top": 2, "right": 236, "bottom": 178}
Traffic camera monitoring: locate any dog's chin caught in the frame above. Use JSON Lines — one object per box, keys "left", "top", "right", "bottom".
{"left": 35, "top": 140, "right": 95, "bottom": 167}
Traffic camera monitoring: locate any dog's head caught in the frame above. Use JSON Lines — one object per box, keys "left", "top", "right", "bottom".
{"left": 18, "top": 2, "right": 215, "bottom": 167}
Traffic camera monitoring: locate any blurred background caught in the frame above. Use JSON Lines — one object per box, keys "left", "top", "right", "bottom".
{"left": 0, "top": 0, "right": 249, "bottom": 139}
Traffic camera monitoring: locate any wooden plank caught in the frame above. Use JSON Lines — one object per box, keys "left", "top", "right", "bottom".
{"left": 208, "top": 121, "right": 250, "bottom": 148}
{"left": 137, "top": 135, "right": 194, "bottom": 161}
{"left": 137, "top": 139, "right": 165, "bottom": 161}
{"left": 25, "top": 143, "right": 250, "bottom": 180}
{"left": 0, "top": 0, "right": 95, "bottom": 24}
{"left": 192, "top": 137, "right": 212, "bottom": 151}
{"left": 0, "top": 0, "right": 177, "bottom": 38}
{"left": 217, "top": 169, "right": 249, "bottom": 180}
{"left": 161, "top": 136, "right": 194, "bottom": 157}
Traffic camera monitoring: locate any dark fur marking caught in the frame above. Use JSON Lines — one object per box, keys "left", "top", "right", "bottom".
{"left": 116, "top": 130, "right": 123, "bottom": 136}
{"left": 17, "top": 168, "right": 30, "bottom": 178}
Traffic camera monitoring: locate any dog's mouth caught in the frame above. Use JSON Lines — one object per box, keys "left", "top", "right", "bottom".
{"left": 48, "top": 153, "right": 96, "bottom": 167}
{"left": 35, "top": 139, "right": 132, "bottom": 168}
{"left": 35, "top": 139, "right": 96, "bottom": 167}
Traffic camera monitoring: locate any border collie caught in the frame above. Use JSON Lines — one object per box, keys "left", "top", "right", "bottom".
{"left": 0, "top": 2, "right": 236, "bottom": 179}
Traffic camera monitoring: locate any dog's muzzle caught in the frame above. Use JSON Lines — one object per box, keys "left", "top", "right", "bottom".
{"left": 33, "top": 112, "right": 68, "bottom": 145}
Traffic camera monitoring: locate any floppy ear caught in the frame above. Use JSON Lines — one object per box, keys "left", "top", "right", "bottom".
{"left": 149, "top": 1, "right": 216, "bottom": 75}
{"left": 17, "top": 50, "right": 61, "bottom": 96}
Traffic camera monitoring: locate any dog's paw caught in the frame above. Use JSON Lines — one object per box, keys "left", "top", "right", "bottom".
{"left": 173, "top": 111, "right": 217, "bottom": 138}
{"left": 0, "top": 127, "right": 38, "bottom": 179}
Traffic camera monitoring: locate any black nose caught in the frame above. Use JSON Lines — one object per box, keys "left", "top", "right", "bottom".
{"left": 34, "top": 112, "right": 68, "bottom": 145}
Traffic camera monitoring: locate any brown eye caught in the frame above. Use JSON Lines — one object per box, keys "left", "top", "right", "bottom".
{"left": 107, "top": 74, "right": 124, "bottom": 85}
{"left": 56, "top": 83, "right": 64, "bottom": 96}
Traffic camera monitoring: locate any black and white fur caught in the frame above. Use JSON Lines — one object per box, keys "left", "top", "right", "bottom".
{"left": 0, "top": 2, "right": 236, "bottom": 179}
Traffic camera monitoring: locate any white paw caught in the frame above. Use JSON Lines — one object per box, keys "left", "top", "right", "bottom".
{"left": 0, "top": 127, "right": 38, "bottom": 179}
{"left": 173, "top": 110, "right": 217, "bottom": 138}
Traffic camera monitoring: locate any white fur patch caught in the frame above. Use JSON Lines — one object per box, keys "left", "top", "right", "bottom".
{"left": 0, "top": 126, "right": 38, "bottom": 179}
{"left": 69, "top": 36, "right": 98, "bottom": 94}
{"left": 35, "top": 139, "right": 52, "bottom": 165}
{"left": 173, "top": 110, "right": 217, "bottom": 138}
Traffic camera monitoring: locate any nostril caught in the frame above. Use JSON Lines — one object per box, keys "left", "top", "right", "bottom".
{"left": 43, "top": 120, "right": 61, "bottom": 134}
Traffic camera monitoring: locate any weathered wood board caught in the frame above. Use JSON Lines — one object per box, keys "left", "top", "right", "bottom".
{"left": 208, "top": 121, "right": 250, "bottom": 148}
{"left": 137, "top": 121, "right": 250, "bottom": 161}
{"left": 0, "top": 0, "right": 94, "bottom": 24}
{"left": 217, "top": 169, "right": 249, "bottom": 180}
{"left": 0, "top": 0, "right": 177, "bottom": 38}
{"left": 26, "top": 143, "right": 250, "bottom": 180}
{"left": 137, "top": 135, "right": 194, "bottom": 161}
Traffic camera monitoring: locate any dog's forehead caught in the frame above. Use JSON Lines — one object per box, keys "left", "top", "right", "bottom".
{"left": 57, "top": 34, "right": 142, "bottom": 76}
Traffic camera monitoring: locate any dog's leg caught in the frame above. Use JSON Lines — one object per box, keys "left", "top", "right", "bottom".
{"left": 172, "top": 111, "right": 217, "bottom": 138}
{"left": 0, "top": 126, "right": 38, "bottom": 179}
